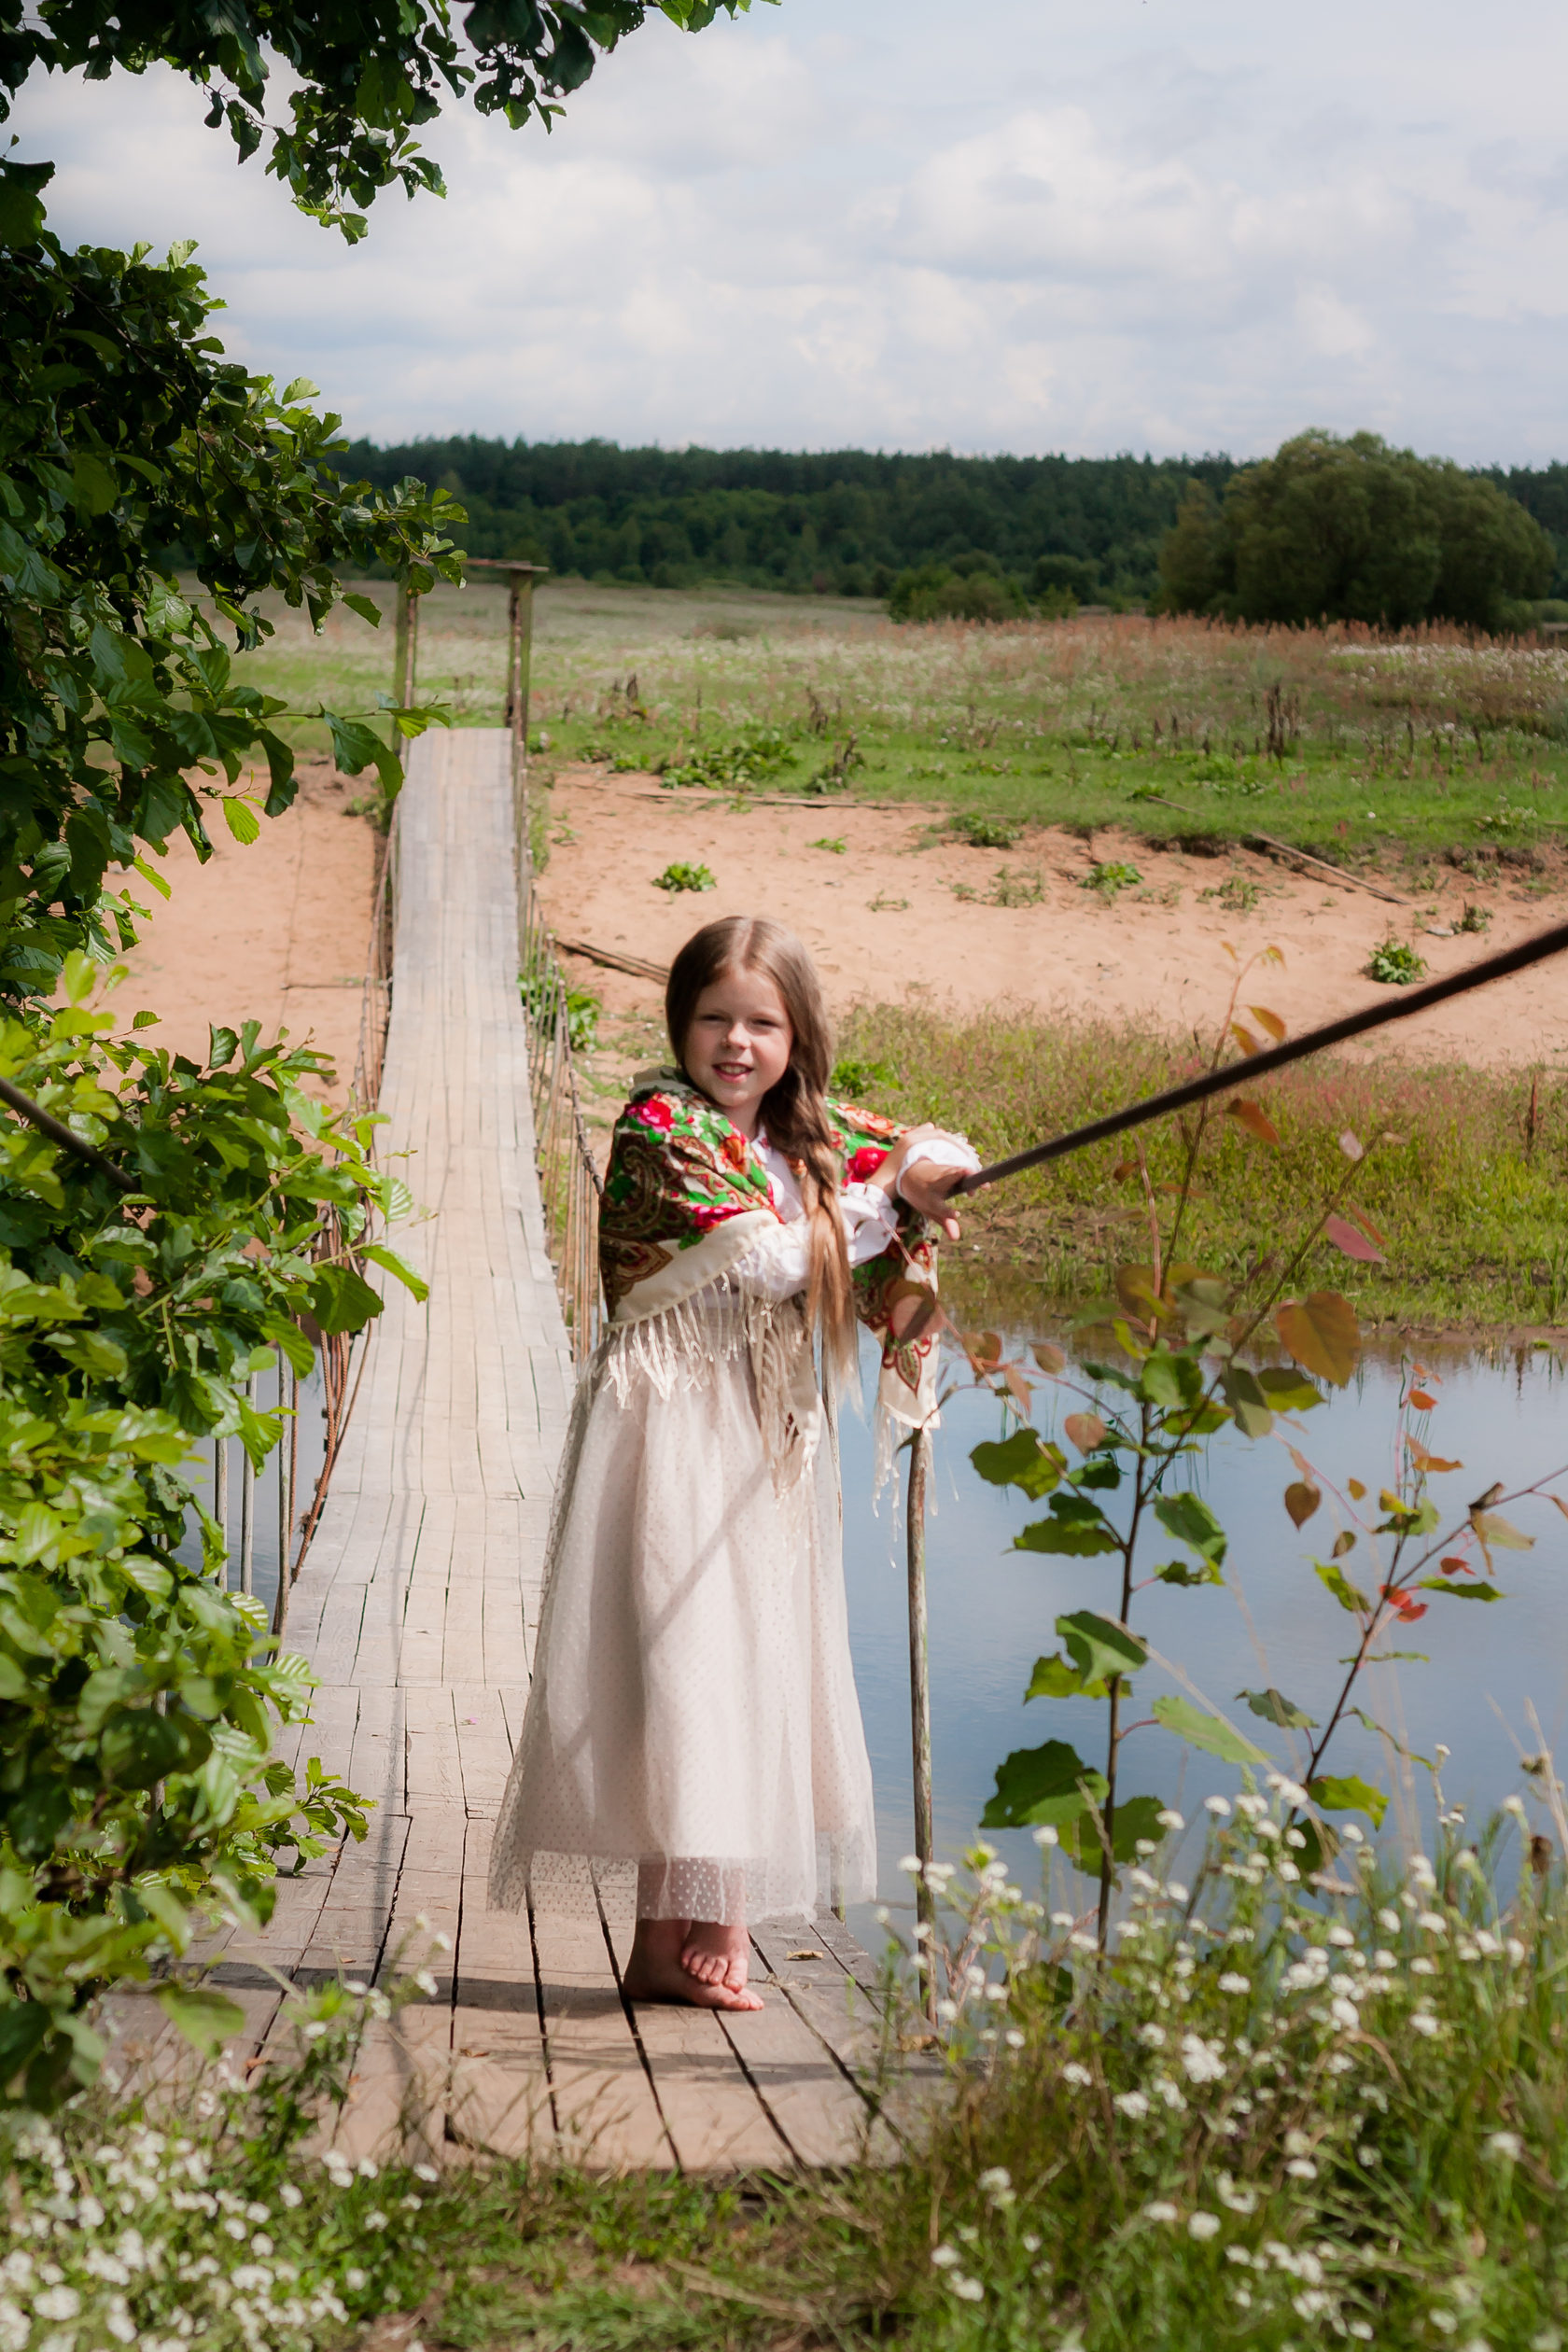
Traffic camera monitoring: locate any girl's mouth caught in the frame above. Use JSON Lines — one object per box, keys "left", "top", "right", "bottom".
{"left": 713, "top": 1062, "right": 752, "bottom": 1082}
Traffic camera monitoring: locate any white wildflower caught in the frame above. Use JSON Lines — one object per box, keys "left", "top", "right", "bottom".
{"left": 1410, "top": 2009, "right": 1441, "bottom": 2037}
{"left": 32, "top": 2289, "right": 80, "bottom": 2321}
{"left": 949, "top": 2275, "right": 984, "bottom": 2302}
{"left": 1180, "top": 2034, "right": 1226, "bottom": 2085}
{"left": 931, "top": 2246, "right": 959, "bottom": 2269}
{"left": 1004, "top": 2029, "right": 1025, "bottom": 2049}
{"left": 343, "top": 2267, "right": 368, "bottom": 2291}
{"left": 414, "top": 1969, "right": 439, "bottom": 1997}
{"left": 413, "top": 2163, "right": 440, "bottom": 2183}
{"left": 1204, "top": 1795, "right": 1232, "bottom": 1817}
{"left": 1030, "top": 1822, "right": 1059, "bottom": 1847}
{"left": 1407, "top": 1855, "right": 1436, "bottom": 1889}
{"left": 1340, "top": 1821, "right": 1365, "bottom": 1843}
{"left": 1165, "top": 1882, "right": 1190, "bottom": 1904}
{"left": 1157, "top": 1809, "right": 1184, "bottom": 1831}
{"left": 1138, "top": 2023, "right": 1167, "bottom": 2048}
{"left": 935, "top": 1998, "right": 959, "bottom": 2023}
{"left": 1295, "top": 2289, "right": 1335, "bottom": 2319}
{"left": 1502, "top": 1795, "right": 1529, "bottom": 1822}
{"left": 1069, "top": 1930, "right": 1098, "bottom": 1953}
{"left": 362, "top": 2209, "right": 389, "bottom": 2232}
{"left": 1218, "top": 1972, "right": 1251, "bottom": 1995}
{"left": 1143, "top": 2202, "right": 1179, "bottom": 2223}
{"left": 279, "top": 2184, "right": 302, "bottom": 2208}
{"left": 1134, "top": 1839, "right": 1158, "bottom": 1855}
{"left": 1285, "top": 2158, "right": 1318, "bottom": 2179}
{"left": 1060, "top": 2062, "right": 1092, "bottom": 2087}
{"left": 1154, "top": 2076, "right": 1188, "bottom": 2111}
{"left": 1411, "top": 1955, "right": 1437, "bottom": 1976}
{"left": 1418, "top": 1911, "right": 1448, "bottom": 1935}
{"left": 223, "top": 2218, "right": 246, "bottom": 2241}
{"left": 1377, "top": 1908, "right": 1402, "bottom": 1933}
{"left": 899, "top": 1855, "right": 921, "bottom": 1874}
{"left": 1114, "top": 2091, "right": 1151, "bottom": 2119}
{"left": 1485, "top": 2131, "right": 1523, "bottom": 2162}
{"left": 1050, "top": 1911, "right": 1075, "bottom": 1929}
{"left": 1506, "top": 1939, "right": 1527, "bottom": 1966}
{"left": 1326, "top": 1925, "right": 1355, "bottom": 1949}
{"left": 1330, "top": 1997, "right": 1360, "bottom": 2032}
{"left": 1188, "top": 2211, "right": 1220, "bottom": 2241}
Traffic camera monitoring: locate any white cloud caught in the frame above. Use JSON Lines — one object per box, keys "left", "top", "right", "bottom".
{"left": 9, "top": 0, "right": 1568, "bottom": 461}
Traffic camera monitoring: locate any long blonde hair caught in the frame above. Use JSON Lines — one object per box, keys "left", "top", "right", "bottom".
{"left": 666, "top": 916, "right": 857, "bottom": 1366}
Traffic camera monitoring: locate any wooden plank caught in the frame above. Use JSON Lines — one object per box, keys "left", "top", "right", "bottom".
{"left": 597, "top": 1905, "right": 787, "bottom": 2173}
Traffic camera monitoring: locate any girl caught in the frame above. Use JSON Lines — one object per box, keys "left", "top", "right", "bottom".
{"left": 489, "top": 915, "right": 977, "bottom": 2009}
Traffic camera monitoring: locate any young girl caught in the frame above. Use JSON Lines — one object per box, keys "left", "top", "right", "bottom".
{"left": 488, "top": 915, "right": 977, "bottom": 2009}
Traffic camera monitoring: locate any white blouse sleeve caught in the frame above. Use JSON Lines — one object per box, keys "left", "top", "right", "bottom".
{"left": 728, "top": 1184, "right": 899, "bottom": 1302}
{"left": 895, "top": 1135, "right": 981, "bottom": 1197}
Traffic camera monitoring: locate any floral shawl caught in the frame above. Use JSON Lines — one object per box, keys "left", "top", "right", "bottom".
{"left": 598, "top": 1071, "right": 940, "bottom": 1435}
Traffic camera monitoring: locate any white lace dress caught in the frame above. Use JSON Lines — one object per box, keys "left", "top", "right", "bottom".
{"left": 487, "top": 1136, "right": 973, "bottom": 1925}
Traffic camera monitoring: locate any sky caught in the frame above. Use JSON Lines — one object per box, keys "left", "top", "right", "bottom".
{"left": 13, "top": 0, "right": 1568, "bottom": 463}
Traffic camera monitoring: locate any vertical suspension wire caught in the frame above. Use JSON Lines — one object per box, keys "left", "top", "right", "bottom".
{"left": 239, "top": 1370, "right": 257, "bottom": 1598}
{"left": 214, "top": 1435, "right": 229, "bottom": 1586}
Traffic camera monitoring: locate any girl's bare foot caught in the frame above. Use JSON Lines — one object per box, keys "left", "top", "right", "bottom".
{"left": 623, "top": 1917, "right": 763, "bottom": 2011}
{"left": 680, "top": 1918, "right": 754, "bottom": 1996}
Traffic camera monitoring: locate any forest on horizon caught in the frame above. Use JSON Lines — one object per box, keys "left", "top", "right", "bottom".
{"left": 339, "top": 434, "right": 1568, "bottom": 606}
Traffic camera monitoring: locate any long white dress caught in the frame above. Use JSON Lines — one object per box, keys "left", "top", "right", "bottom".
{"left": 488, "top": 1132, "right": 976, "bottom": 1925}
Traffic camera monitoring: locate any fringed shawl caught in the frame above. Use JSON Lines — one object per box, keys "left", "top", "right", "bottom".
{"left": 597, "top": 1071, "right": 941, "bottom": 1484}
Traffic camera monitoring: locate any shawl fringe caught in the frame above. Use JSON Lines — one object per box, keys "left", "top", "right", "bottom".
{"left": 603, "top": 1282, "right": 821, "bottom": 1494}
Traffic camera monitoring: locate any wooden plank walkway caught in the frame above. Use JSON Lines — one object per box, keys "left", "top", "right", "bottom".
{"left": 140, "top": 728, "right": 890, "bottom": 2168}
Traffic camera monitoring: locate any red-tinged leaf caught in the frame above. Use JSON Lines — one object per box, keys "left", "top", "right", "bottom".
{"left": 1347, "top": 1477, "right": 1366, "bottom": 1501}
{"left": 1225, "top": 1097, "right": 1281, "bottom": 1149}
{"left": 1381, "top": 1587, "right": 1429, "bottom": 1623}
{"left": 1276, "top": 1292, "right": 1362, "bottom": 1387}
{"left": 1338, "top": 1129, "right": 1365, "bottom": 1162}
{"left": 1407, "top": 1387, "right": 1437, "bottom": 1412}
{"left": 1221, "top": 940, "right": 1239, "bottom": 961}
{"left": 1439, "top": 1555, "right": 1468, "bottom": 1575}
{"left": 1001, "top": 1365, "right": 1035, "bottom": 1416}
{"left": 1248, "top": 1005, "right": 1287, "bottom": 1042}
{"left": 1324, "top": 1213, "right": 1386, "bottom": 1266}
{"left": 1407, "top": 1437, "right": 1463, "bottom": 1473}
{"left": 1230, "top": 1022, "right": 1263, "bottom": 1056}
{"left": 964, "top": 1329, "right": 1002, "bottom": 1370}
{"left": 1344, "top": 1201, "right": 1388, "bottom": 1247}
{"left": 1259, "top": 945, "right": 1285, "bottom": 967}
{"left": 1550, "top": 1493, "right": 1568, "bottom": 1521}
{"left": 1112, "top": 1157, "right": 1140, "bottom": 1182}
{"left": 1030, "top": 1341, "right": 1066, "bottom": 1376}
{"left": 887, "top": 1280, "right": 943, "bottom": 1343}
{"left": 1063, "top": 1412, "right": 1109, "bottom": 1455}
{"left": 1284, "top": 1479, "right": 1321, "bottom": 1528}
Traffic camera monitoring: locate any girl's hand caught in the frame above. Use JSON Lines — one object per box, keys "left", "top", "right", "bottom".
{"left": 867, "top": 1125, "right": 967, "bottom": 1241}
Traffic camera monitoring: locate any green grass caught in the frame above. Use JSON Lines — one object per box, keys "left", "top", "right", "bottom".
{"left": 832, "top": 1002, "right": 1568, "bottom": 1334}
{"left": 25, "top": 1806, "right": 1568, "bottom": 2350}
{"left": 215, "top": 581, "right": 1568, "bottom": 872}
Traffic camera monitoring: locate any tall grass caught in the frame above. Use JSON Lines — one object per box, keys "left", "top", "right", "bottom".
{"left": 833, "top": 1001, "right": 1568, "bottom": 1331}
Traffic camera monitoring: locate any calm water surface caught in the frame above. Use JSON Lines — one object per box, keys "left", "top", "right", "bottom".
{"left": 838, "top": 1330, "right": 1568, "bottom": 1935}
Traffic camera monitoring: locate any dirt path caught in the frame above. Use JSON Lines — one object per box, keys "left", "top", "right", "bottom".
{"left": 115, "top": 761, "right": 379, "bottom": 1092}
{"left": 539, "top": 767, "right": 1568, "bottom": 1069}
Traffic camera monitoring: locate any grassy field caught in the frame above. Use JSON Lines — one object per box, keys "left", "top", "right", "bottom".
{"left": 225, "top": 578, "right": 1568, "bottom": 873}
{"left": 832, "top": 1004, "right": 1568, "bottom": 1336}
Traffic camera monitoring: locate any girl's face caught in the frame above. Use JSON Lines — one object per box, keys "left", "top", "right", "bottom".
{"left": 683, "top": 966, "right": 793, "bottom": 1137}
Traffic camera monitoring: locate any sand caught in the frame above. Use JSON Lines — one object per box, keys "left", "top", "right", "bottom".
{"left": 113, "top": 760, "right": 380, "bottom": 1091}
{"left": 538, "top": 767, "right": 1568, "bottom": 1070}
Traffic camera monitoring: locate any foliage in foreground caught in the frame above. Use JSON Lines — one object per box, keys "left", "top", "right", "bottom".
{"left": 0, "top": 964, "right": 422, "bottom": 2108}
{"left": 7, "top": 1796, "right": 1567, "bottom": 2351}
{"left": 834, "top": 999, "right": 1568, "bottom": 1331}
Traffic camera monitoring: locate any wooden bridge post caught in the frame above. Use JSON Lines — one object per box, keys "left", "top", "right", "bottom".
{"left": 906, "top": 1423, "right": 937, "bottom": 2018}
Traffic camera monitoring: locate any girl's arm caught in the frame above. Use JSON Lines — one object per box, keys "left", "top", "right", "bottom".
{"left": 727, "top": 1183, "right": 898, "bottom": 1302}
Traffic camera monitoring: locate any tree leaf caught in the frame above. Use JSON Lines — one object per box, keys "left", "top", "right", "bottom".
{"left": 971, "top": 1429, "right": 1064, "bottom": 1500}
{"left": 1416, "top": 1578, "right": 1505, "bottom": 1601}
{"left": 1248, "top": 1005, "right": 1287, "bottom": 1041}
{"left": 1222, "top": 1363, "right": 1272, "bottom": 1438}
{"left": 1230, "top": 1022, "right": 1262, "bottom": 1055}
{"left": 343, "top": 593, "right": 383, "bottom": 627}
{"left": 1470, "top": 1511, "right": 1534, "bottom": 1551}
{"left": 360, "top": 1242, "right": 429, "bottom": 1303}
{"left": 981, "top": 1740, "right": 1107, "bottom": 1830}
{"left": 1152, "top": 1693, "right": 1267, "bottom": 1764}
{"left": 1153, "top": 1491, "right": 1227, "bottom": 1569}
{"left": 1315, "top": 1559, "right": 1371, "bottom": 1614}
{"left": 1030, "top": 1341, "right": 1065, "bottom": 1375}
{"left": 1323, "top": 1213, "right": 1385, "bottom": 1265}
{"left": 1308, "top": 1773, "right": 1388, "bottom": 1828}
{"left": 1257, "top": 1366, "right": 1324, "bottom": 1412}
{"left": 221, "top": 797, "right": 260, "bottom": 846}
{"left": 1057, "top": 1610, "right": 1147, "bottom": 1687}
{"left": 308, "top": 1263, "right": 385, "bottom": 1336}
{"left": 1283, "top": 1479, "right": 1321, "bottom": 1528}
{"left": 1407, "top": 1437, "right": 1462, "bottom": 1473}
{"left": 1276, "top": 1292, "right": 1361, "bottom": 1387}
{"left": 1225, "top": 1097, "right": 1281, "bottom": 1148}
{"left": 1239, "top": 1687, "right": 1318, "bottom": 1729}
{"left": 1025, "top": 1653, "right": 1091, "bottom": 1701}
{"left": 156, "top": 1983, "right": 246, "bottom": 2057}
{"left": 1062, "top": 1411, "right": 1109, "bottom": 1454}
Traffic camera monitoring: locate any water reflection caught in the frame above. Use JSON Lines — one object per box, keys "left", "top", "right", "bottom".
{"left": 839, "top": 1327, "right": 1568, "bottom": 1936}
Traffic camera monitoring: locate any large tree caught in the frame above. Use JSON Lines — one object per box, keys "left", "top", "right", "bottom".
{"left": 1157, "top": 429, "right": 1554, "bottom": 633}
{"left": 0, "top": 1, "right": 760, "bottom": 998}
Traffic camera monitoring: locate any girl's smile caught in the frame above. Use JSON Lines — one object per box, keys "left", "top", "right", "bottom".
{"left": 683, "top": 969, "right": 793, "bottom": 1138}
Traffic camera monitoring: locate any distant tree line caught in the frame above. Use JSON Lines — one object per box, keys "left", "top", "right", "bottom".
{"left": 339, "top": 431, "right": 1568, "bottom": 617}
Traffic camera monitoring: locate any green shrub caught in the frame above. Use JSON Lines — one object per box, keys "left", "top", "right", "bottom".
{"left": 0, "top": 961, "right": 410, "bottom": 2107}
{"left": 653, "top": 861, "right": 716, "bottom": 893}
{"left": 949, "top": 812, "right": 1023, "bottom": 848}
{"left": 1366, "top": 937, "right": 1427, "bottom": 985}
{"left": 888, "top": 565, "right": 1026, "bottom": 624}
